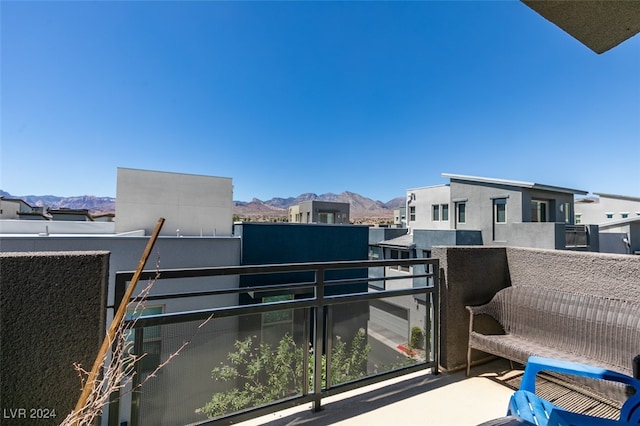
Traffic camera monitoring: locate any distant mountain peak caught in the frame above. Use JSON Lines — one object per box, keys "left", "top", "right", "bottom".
{"left": 1, "top": 189, "right": 404, "bottom": 220}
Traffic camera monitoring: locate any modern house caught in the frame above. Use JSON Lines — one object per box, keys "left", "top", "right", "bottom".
{"left": 393, "top": 207, "right": 406, "bottom": 228}
{"left": 48, "top": 208, "right": 94, "bottom": 221}
{"left": 575, "top": 193, "right": 640, "bottom": 225}
{"left": 407, "top": 173, "right": 597, "bottom": 251}
{"left": 0, "top": 196, "right": 49, "bottom": 220}
{"left": 574, "top": 193, "right": 640, "bottom": 254}
{"left": 288, "top": 200, "right": 350, "bottom": 224}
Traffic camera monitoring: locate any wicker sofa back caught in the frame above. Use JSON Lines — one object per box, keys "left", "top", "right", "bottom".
{"left": 466, "top": 286, "right": 640, "bottom": 379}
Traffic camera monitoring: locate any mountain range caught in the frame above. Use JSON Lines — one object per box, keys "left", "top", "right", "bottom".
{"left": 0, "top": 190, "right": 404, "bottom": 221}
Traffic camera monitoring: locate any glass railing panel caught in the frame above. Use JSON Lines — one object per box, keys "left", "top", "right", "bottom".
{"left": 326, "top": 293, "right": 432, "bottom": 388}
{"left": 127, "top": 308, "right": 309, "bottom": 426}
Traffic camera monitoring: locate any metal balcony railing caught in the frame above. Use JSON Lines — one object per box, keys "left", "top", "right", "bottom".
{"left": 110, "top": 258, "right": 439, "bottom": 426}
{"left": 565, "top": 224, "right": 589, "bottom": 247}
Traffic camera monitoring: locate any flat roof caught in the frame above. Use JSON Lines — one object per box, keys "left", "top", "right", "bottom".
{"left": 378, "top": 233, "right": 415, "bottom": 249}
{"left": 593, "top": 193, "right": 640, "bottom": 203}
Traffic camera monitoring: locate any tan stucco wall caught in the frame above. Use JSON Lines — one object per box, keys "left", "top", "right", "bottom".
{"left": 0, "top": 251, "right": 108, "bottom": 425}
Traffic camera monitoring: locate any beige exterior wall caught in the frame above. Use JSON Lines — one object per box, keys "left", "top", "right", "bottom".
{"left": 115, "top": 168, "right": 233, "bottom": 236}
{"left": 288, "top": 204, "right": 300, "bottom": 223}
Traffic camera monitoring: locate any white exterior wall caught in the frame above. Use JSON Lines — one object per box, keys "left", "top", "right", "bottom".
{"left": 575, "top": 195, "right": 640, "bottom": 225}
{"left": 0, "top": 220, "right": 116, "bottom": 235}
{"left": 0, "top": 199, "right": 23, "bottom": 219}
{"left": 407, "top": 185, "right": 451, "bottom": 231}
{"left": 115, "top": 168, "right": 233, "bottom": 237}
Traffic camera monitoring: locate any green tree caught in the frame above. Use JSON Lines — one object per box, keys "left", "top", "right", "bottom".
{"left": 197, "top": 329, "right": 371, "bottom": 419}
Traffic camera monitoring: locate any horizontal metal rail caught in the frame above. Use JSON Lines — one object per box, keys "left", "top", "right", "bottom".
{"left": 113, "top": 258, "right": 439, "bottom": 426}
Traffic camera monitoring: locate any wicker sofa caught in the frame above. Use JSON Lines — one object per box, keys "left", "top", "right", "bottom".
{"left": 466, "top": 286, "right": 640, "bottom": 379}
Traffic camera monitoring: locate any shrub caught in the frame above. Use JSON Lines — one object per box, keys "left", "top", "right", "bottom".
{"left": 197, "top": 328, "right": 371, "bottom": 419}
{"left": 408, "top": 326, "right": 424, "bottom": 350}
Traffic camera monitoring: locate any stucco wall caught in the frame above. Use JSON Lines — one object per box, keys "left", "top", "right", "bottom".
{"left": 0, "top": 236, "right": 241, "bottom": 308}
{"left": 433, "top": 246, "right": 640, "bottom": 371}
{"left": 406, "top": 184, "right": 451, "bottom": 231}
{"left": 115, "top": 167, "right": 234, "bottom": 236}
{"left": 0, "top": 251, "right": 108, "bottom": 425}
{"left": 432, "top": 246, "right": 511, "bottom": 370}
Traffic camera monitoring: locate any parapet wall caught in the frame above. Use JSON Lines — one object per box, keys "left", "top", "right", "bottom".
{"left": 506, "top": 247, "right": 640, "bottom": 302}
{"left": 0, "top": 251, "right": 108, "bottom": 425}
{"left": 433, "top": 246, "right": 640, "bottom": 371}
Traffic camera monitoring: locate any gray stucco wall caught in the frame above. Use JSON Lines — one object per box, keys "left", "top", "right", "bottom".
{"left": 413, "top": 229, "right": 483, "bottom": 250}
{"left": 450, "top": 180, "right": 524, "bottom": 243}
{"left": 432, "top": 246, "right": 640, "bottom": 371}
{"left": 432, "top": 246, "right": 511, "bottom": 370}
{"left": 0, "top": 251, "right": 108, "bottom": 425}
{"left": 0, "top": 236, "right": 241, "bottom": 308}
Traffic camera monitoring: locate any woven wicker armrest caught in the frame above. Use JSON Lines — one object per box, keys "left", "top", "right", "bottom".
{"left": 466, "top": 297, "right": 503, "bottom": 334}
{"left": 466, "top": 303, "right": 497, "bottom": 317}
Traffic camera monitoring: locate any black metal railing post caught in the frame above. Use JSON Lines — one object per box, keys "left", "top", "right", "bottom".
{"left": 114, "top": 258, "right": 440, "bottom": 426}
{"left": 313, "top": 267, "right": 325, "bottom": 412}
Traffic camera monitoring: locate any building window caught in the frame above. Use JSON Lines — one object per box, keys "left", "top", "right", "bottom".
{"left": 562, "top": 202, "right": 571, "bottom": 224}
{"left": 409, "top": 206, "right": 416, "bottom": 221}
{"left": 606, "top": 213, "right": 614, "bottom": 219}
{"left": 457, "top": 203, "right": 466, "bottom": 224}
{"left": 262, "top": 295, "right": 293, "bottom": 325}
{"left": 318, "top": 212, "right": 335, "bottom": 224}
{"left": 432, "top": 205, "right": 440, "bottom": 221}
{"left": 575, "top": 214, "right": 582, "bottom": 224}
{"left": 368, "top": 245, "right": 382, "bottom": 260}
{"left": 494, "top": 199, "right": 507, "bottom": 223}
{"left": 531, "top": 200, "right": 548, "bottom": 223}
{"left": 441, "top": 204, "right": 449, "bottom": 221}
{"left": 621, "top": 213, "right": 629, "bottom": 219}
{"left": 390, "top": 249, "right": 411, "bottom": 272}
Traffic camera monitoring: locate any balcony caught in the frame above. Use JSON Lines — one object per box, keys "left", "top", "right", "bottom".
{"left": 112, "top": 258, "right": 440, "bottom": 426}
{"left": 1, "top": 246, "right": 637, "bottom": 426}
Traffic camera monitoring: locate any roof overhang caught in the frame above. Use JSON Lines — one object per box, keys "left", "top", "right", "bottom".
{"left": 522, "top": 0, "right": 640, "bottom": 54}
{"left": 442, "top": 173, "right": 588, "bottom": 195}
{"left": 593, "top": 193, "right": 640, "bottom": 202}
{"left": 378, "top": 234, "right": 415, "bottom": 249}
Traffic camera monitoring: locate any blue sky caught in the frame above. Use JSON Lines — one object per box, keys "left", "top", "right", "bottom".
{"left": 2, "top": 1, "right": 639, "bottom": 202}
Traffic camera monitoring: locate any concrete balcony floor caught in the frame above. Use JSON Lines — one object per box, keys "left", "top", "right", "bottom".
{"left": 237, "top": 359, "right": 517, "bottom": 426}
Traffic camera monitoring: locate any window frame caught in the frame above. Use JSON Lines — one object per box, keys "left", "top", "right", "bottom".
{"left": 531, "top": 199, "right": 549, "bottom": 223}
{"left": 441, "top": 204, "right": 449, "bottom": 221}
{"left": 456, "top": 202, "right": 466, "bottom": 224}
{"left": 494, "top": 199, "right": 507, "bottom": 224}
